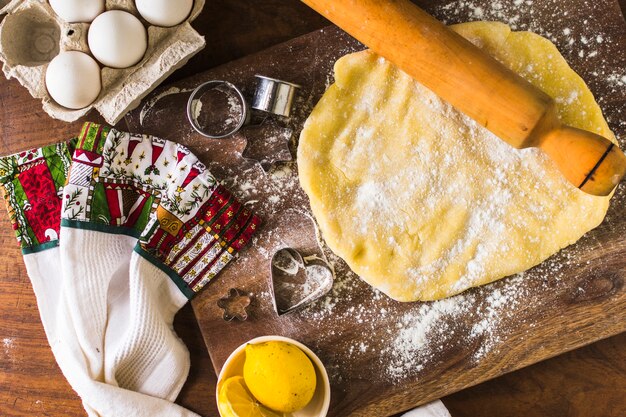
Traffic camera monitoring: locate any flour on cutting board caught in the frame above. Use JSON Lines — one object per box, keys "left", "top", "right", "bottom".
{"left": 436, "top": 0, "right": 624, "bottom": 113}
{"left": 3, "top": 337, "right": 14, "bottom": 350}
{"left": 295, "top": 241, "right": 590, "bottom": 383}
{"left": 3, "top": 337, "right": 15, "bottom": 364}
{"left": 204, "top": 2, "right": 623, "bottom": 385}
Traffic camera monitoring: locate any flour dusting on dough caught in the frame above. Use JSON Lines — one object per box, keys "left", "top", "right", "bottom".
{"left": 298, "top": 22, "right": 613, "bottom": 303}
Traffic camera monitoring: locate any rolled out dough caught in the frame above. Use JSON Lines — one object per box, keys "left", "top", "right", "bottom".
{"left": 297, "top": 22, "right": 616, "bottom": 302}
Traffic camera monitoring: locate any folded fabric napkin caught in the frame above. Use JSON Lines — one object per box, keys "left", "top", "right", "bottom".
{"left": 0, "top": 122, "right": 259, "bottom": 416}
{"left": 403, "top": 400, "right": 451, "bottom": 417}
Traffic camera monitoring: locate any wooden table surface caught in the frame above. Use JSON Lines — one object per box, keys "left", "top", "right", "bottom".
{"left": 1, "top": 1, "right": 625, "bottom": 417}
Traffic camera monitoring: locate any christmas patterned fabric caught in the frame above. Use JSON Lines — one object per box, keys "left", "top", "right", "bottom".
{"left": 0, "top": 140, "right": 75, "bottom": 254}
{"left": 61, "top": 122, "right": 260, "bottom": 298}
{"left": 0, "top": 123, "right": 260, "bottom": 416}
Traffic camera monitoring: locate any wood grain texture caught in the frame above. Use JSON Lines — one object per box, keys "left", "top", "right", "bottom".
{"left": 167, "top": 22, "right": 626, "bottom": 417}
{"left": 0, "top": 1, "right": 625, "bottom": 417}
{"left": 444, "top": 331, "right": 626, "bottom": 417}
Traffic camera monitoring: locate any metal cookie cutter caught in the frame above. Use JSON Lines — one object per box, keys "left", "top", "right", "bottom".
{"left": 187, "top": 80, "right": 250, "bottom": 139}
{"left": 186, "top": 76, "right": 301, "bottom": 139}
{"left": 270, "top": 247, "right": 334, "bottom": 316}
{"left": 251, "top": 75, "right": 301, "bottom": 118}
{"left": 217, "top": 288, "right": 253, "bottom": 321}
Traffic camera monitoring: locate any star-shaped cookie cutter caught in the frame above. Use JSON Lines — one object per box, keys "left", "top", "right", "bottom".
{"left": 217, "top": 288, "right": 253, "bottom": 321}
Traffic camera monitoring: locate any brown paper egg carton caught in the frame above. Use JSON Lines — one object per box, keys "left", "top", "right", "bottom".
{"left": 0, "top": 0, "right": 206, "bottom": 124}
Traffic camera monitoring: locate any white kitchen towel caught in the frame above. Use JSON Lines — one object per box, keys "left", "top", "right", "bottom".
{"left": 402, "top": 400, "right": 452, "bottom": 417}
{"left": 0, "top": 123, "right": 260, "bottom": 416}
{"left": 0, "top": 141, "right": 200, "bottom": 416}
{"left": 106, "top": 250, "right": 191, "bottom": 399}
{"left": 0, "top": 142, "right": 75, "bottom": 342}
{"left": 59, "top": 123, "right": 258, "bottom": 400}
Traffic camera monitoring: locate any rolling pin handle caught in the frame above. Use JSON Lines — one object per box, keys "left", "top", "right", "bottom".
{"left": 538, "top": 126, "right": 626, "bottom": 196}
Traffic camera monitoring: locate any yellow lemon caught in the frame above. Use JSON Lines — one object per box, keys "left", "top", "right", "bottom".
{"left": 243, "top": 341, "right": 317, "bottom": 413}
{"left": 217, "top": 376, "right": 282, "bottom": 417}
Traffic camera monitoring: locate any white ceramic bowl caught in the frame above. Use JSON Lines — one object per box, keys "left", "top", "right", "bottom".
{"left": 216, "top": 335, "right": 331, "bottom": 417}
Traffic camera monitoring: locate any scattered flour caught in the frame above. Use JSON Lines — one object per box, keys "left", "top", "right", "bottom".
{"left": 299, "top": 249, "right": 579, "bottom": 384}
{"left": 213, "top": 2, "right": 624, "bottom": 386}
{"left": 222, "top": 92, "right": 244, "bottom": 130}
{"left": 3, "top": 337, "right": 15, "bottom": 362}
{"left": 435, "top": 0, "right": 613, "bottom": 71}
{"left": 3, "top": 337, "right": 14, "bottom": 350}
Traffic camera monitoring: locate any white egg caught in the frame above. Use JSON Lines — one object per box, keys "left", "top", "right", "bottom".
{"left": 49, "top": 0, "right": 105, "bottom": 23}
{"left": 45, "top": 51, "right": 101, "bottom": 109}
{"left": 135, "top": 0, "right": 194, "bottom": 27}
{"left": 88, "top": 10, "right": 147, "bottom": 69}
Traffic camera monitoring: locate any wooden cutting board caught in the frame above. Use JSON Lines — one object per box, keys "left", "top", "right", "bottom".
{"left": 123, "top": 1, "right": 626, "bottom": 415}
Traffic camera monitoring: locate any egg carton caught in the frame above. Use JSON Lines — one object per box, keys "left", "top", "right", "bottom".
{"left": 0, "top": 0, "right": 206, "bottom": 124}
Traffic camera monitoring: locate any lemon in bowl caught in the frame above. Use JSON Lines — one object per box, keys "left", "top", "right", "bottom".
{"left": 244, "top": 341, "right": 317, "bottom": 412}
{"left": 217, "top": 335, "right": 331, "bottom": 417}
{"left": 218, "top": 376, "right": 282, "bottom": 417}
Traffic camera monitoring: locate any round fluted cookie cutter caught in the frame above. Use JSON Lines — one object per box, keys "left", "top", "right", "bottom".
{"left": 186, "top": 80, "right": 249, "bottom": 139}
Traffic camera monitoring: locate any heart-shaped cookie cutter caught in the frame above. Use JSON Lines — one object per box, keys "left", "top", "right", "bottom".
{"left": 270, "top": 247, "right": 334, "bottom": 316}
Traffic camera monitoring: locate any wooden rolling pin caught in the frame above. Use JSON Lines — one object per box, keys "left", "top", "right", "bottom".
{"left": 302, "top": 0, "right": 626, "bottom": 196}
